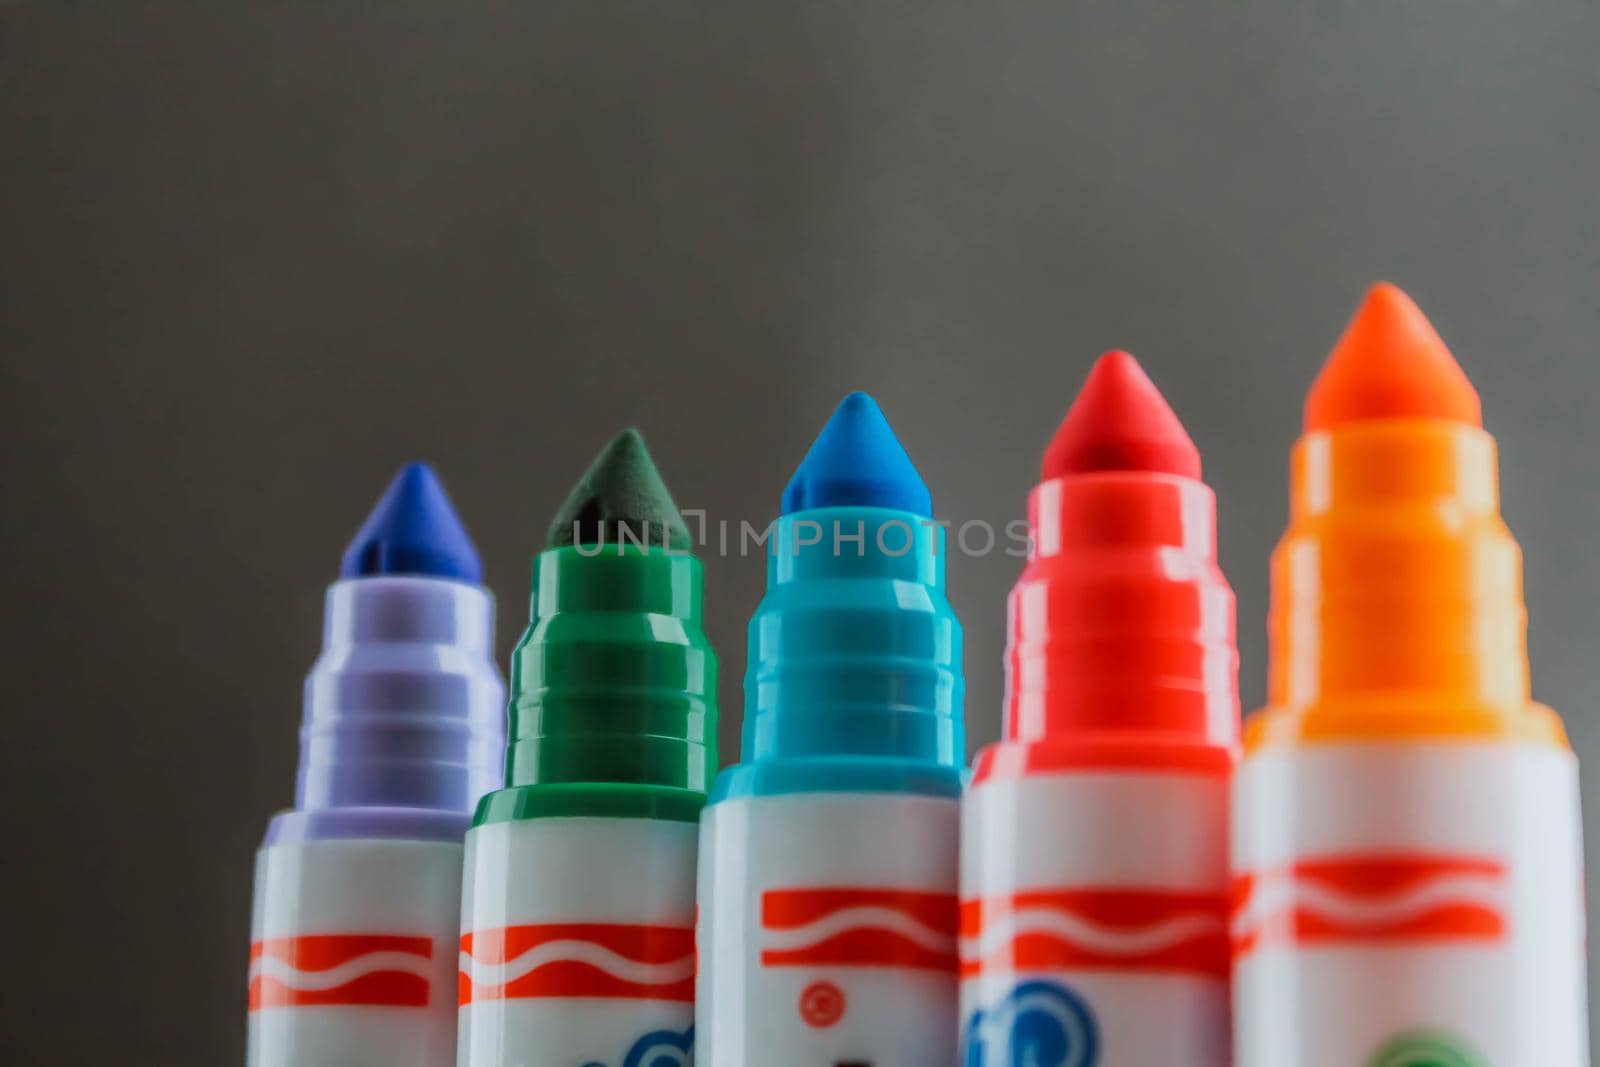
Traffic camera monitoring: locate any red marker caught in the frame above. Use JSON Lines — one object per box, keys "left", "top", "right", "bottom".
{"left": 960, "top": 352, "right": 1238, "bottom": 1067}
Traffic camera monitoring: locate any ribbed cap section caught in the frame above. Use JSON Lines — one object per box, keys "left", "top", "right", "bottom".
{"left": 739, "top": 510, "right": 964, "bottom": 773}
{"left": 292, "top": 575, "right": 505, "bottom": 824}
{"left": 502, "top": 546, "right": 717, "bottom": 794}
{"left": 1248, "top": 286, "right": 1559, "bottom": 751}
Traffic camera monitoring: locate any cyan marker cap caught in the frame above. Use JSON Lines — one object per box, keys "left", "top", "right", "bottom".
{"left": 714, "top": 393, "right": 963, "bottom": 802}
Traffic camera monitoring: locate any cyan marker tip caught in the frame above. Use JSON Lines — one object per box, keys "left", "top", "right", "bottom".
{"left": 780, "top": 391, "right": 932, "bottom": 517}
{"left": 339, "top": 461, "right": 483, "bottom": 582}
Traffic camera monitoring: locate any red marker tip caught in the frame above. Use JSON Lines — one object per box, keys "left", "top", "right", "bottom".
{"left": 1305, "top": 283, "right": 1482, "bottom": 432}
{"left": 1042, "top": 351, "right": 1202, "bottom": 480}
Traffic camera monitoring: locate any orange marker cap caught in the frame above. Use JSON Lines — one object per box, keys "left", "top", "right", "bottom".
{"left": 1250, "top": 284, "right": 1565, "bottom": 751}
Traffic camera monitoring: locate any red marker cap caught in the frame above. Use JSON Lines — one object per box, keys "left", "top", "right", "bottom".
{"left": 976, "top": 352, "right": 1238, "bottom": 782}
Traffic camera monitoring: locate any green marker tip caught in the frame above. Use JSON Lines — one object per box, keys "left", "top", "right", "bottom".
{"left": 546, "top": 428, "right": 692, "bottom": 551}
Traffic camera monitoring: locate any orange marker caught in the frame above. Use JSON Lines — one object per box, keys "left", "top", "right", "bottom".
{"left": 1233, "top": 284, "right": 1588, "bottom": 1067}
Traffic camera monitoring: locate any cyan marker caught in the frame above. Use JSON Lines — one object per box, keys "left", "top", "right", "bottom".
{"left": 697, "top": 393, "right": 966, "bottom": 1067}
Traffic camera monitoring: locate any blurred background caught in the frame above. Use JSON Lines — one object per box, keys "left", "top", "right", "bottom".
{"left": 3, "top": 3, "right": 1597, "bottom": 1062}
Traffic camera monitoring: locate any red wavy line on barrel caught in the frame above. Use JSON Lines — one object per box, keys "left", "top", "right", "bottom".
{"left": 248, "top": 934, "right": 433, "bottom": 1010}
{"left": 1232, "top": 853, "right": 1508, "bottom": 955}
{"left": 458, "top": 923, "right": 695, "bottom": 1004}
{"left": 959, "top": 889, "right": 1231, "bottom": 978}
{"left": 760, "top": 887, "right": 959, "bottom": 971}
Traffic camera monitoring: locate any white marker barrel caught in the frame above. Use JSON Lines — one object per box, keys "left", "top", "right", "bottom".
{"left": 1234, "top": 741, "right": 1588, "bottom": 1066}
{"left": 697, "top": 792, "right": 961, "bottom": 1067}
{"left": 960, "top": 766, "right": 1232, "bottom": 1067}
{"left": 249, "top": 838, "right": 466, "bottom": 1067}
{"left": 457, "top": 817, "right": 698, "bottom": 1067}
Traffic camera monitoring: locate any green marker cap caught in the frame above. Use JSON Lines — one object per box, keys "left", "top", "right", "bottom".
{"left": 476, "top": 429, "right": 717, "bottom": 825}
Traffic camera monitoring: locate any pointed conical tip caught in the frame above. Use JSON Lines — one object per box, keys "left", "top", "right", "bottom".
{"left": 1042, "top": 351, "right": 1202, "bottom": 480}
{"left": 340, "top": 462, "right": 482, "bottom": 582}
{"left": 1305, "top": 283, "right": 1482, "bottom": 432}
{"left": 545, "top": 428, "right": 691, "bottom": 550}
{"left": 781, "top": 391, "right": 932, "bottom": 517}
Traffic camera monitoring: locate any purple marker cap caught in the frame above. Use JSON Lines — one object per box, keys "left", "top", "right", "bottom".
{"left": 264, "top": 466, "right": 506, "bottom": 845}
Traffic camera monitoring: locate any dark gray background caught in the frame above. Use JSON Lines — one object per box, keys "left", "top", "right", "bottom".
{"left": 3, "top": 3, "right": 1596, "bottom": 1063}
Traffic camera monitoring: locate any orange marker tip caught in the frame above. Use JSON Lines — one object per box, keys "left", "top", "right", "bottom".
{"left": 1042, "top": 350, "right": 1202, "bottom": 480}
{"left": 1304, "top": 283, "right": 1483, "bottom": 432}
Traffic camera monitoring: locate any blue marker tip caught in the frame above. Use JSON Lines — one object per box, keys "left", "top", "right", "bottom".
{"left": 339, "top": 462, "right": 483, "bottom": 582}
{"left": 781, "top": 392, "right": 932, "bottom": 517}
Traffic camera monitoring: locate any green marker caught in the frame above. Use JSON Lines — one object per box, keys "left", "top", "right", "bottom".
{"left": 456, "top": 429, "right": 715, "bottom": 1067}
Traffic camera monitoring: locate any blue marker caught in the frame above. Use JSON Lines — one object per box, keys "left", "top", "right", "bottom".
{"left": 248, "top": 463, "right": 504, "bottom": 1067}
{"left": 696, "top": 393, "right": 966, "bottom": 1067}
